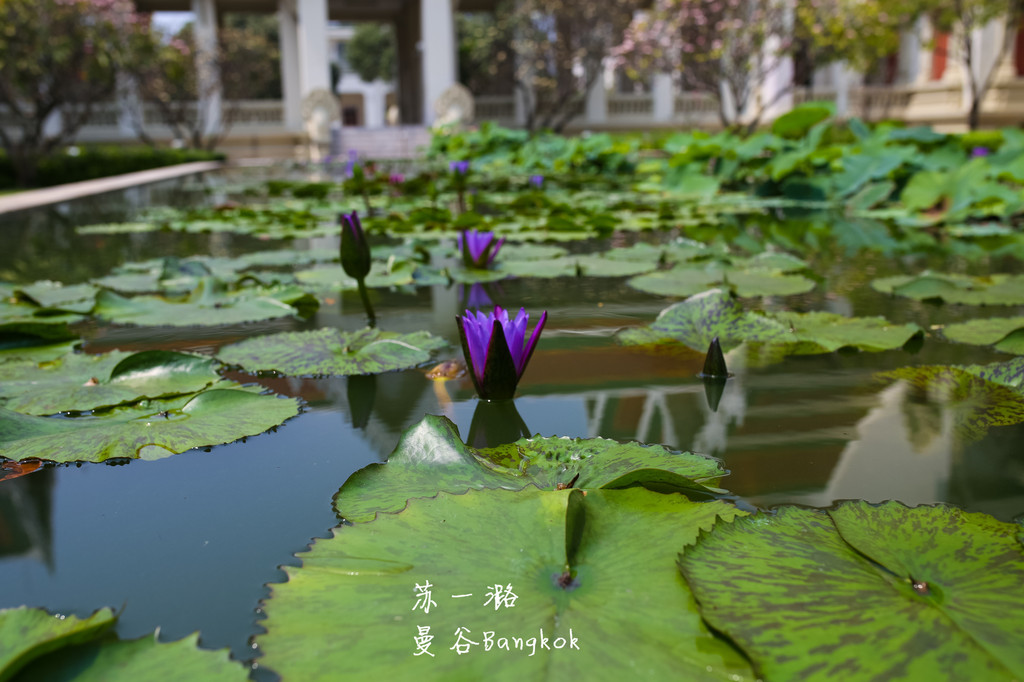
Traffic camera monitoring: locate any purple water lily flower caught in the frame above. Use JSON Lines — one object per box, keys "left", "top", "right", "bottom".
{"left": 529, "top": 174, "right": 544, "bottom": 189}
{"left": 971, "top": 146, "right": 990, "bottom": 158}
{"left": 456, "top": 306, "right": 547, "bottom": 400}
{"left": 450, "top": 160, "right": 470, "bottom": 175}
{"left": 389, "top": 173, "right": 405, "bottom": 185}
{"left": 339, "top": 211, "right": 371, "bottom": 281}
{"left": 458, "top": 229, "right": 505, "bottom": 269}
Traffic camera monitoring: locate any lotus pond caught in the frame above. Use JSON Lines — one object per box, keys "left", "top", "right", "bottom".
{"left": 1, "top": 112, "right": 1024, "bottom": 681}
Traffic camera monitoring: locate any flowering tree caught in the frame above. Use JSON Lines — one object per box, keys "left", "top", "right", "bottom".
{"left": 123, "top": 18, "right": 280, "bottom": 149}
{"left": 0, "top": 0, "right": 141, "bottom": 186}
{"left": 927, "top": 0, "right": 1024, "bottom": 130}
{"left": 615, "top": 0, "right": 792, "bottom": 129}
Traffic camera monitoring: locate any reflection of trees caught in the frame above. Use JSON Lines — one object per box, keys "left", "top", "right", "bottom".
{"left": 0, "top": 468, "right": 54, "bottom": 569}
{"left": 951, "top": 422, "right": 1024, "bottom": 522}
{"left": 901, "top": 382, "right": 946, "bottom": 454}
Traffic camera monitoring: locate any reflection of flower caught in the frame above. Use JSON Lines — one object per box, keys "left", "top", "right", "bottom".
{"left": 339, "top": 211, "right": 371, "bottom": 280}
{"left": 456, "top": 306, "right": 547, "bottom": 400}
{"left": 458, "top": 229, "right": 505, "bottom": 269}
{"left": 529, "top": 174, "right": 544, "bottom": 189}
{"left": 461, "top": 282, "right": 495, "bottom": 310}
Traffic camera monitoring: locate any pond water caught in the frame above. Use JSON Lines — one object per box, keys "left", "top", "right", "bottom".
{"left": 1, "top": 169, "right": 1022, "bottom": 669}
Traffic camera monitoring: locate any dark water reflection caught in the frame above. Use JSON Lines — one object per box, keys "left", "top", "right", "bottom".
{"left": 1, "top": 170, "right": 1023, "bottom": 662}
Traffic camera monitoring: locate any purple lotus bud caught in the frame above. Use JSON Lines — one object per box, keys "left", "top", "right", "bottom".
{"left": 450, "top": 160, "right": 470, "bottom": 175}
{"left": 971, "top": 146, "right": 989, "bottom": 157}
{"left": 456, "top": 306, "right": 547, "bottom": 400}
{"left": 458, "top": 229, "right": 505, "bottom": 269}
{"left": 529, "top": 174, "right": 544, "bottom": 189}
{"left": 339, "top": 211, "right": 371, "bottom": 281}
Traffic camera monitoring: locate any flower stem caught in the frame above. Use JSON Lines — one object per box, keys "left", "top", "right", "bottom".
{"left": 357, "top": 278, "right": 376, "bottom": 328}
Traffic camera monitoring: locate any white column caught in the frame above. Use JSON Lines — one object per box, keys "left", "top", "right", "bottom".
{"left": 191, "top": 0, "right": 222, "bottom": 138}
{"left": 297, "top": 0, "right": 330, "bottom": 95}
{"left": 585, "top": 76, "right": 607, "bottom": 124}
{"left": 420, "top": 0, "right": 456, "bottom": 125}
{"left": 364, "top": 81, "right": 389, "bottom": 128}
{"left": 278, "top": 0, "right": 302, "bottom": 130}
{"left": 760, "top": 34, "right": 793, "bottom": 121}
{"left": 652, "top": 73, "right": 673, "bottom": 122}
{"left": 898, "top": 27, "right": 921, "bottom": 84}
{"left": 116, "top": 71, "right": 142, "bottom": 137}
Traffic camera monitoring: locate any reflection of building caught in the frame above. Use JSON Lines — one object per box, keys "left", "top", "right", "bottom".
{"left": 0, "top": 469, "right": 54, "bottom": 569}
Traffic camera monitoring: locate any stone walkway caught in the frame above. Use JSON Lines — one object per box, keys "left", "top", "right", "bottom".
{"left": 0, "top": 161, "right": 223, "bottom": 216}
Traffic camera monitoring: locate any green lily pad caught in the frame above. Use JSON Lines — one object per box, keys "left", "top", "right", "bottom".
{"left": 0, "top": 341, "right": 78, "bottom": 367}
{"left": 0, "top": 350, "right": 221, "bottom": 415}
{"left": 619, "top": 288, "right": 921, "bottom": 356}
{"left": 0, "top": 606, "right": 115, "bottom": 680}
{"left": 680, "top": 501, "right": 1024, "bottom": 681}
{"left": 0, "top": 387, "right": 300, "bottom": 463}
{"left": 628, "top": 264, "right": 815, "bottom": 298}
{"left": 217, "top": 328, "right": 447, "bottom": 377}
{"left": 872, "top": 273, "right": 1024, "bottom": 305}
{"left": 334, "top": 415, "right": 728, "bottom": 523}
{"left": 498, "top": 257, "right": 579, "bottom": 278}
{"left": 877, "top": 365, "right": 1024, "bottom": 440}
{"left": 964, "top": 357, "right": 1024, "bottom": 391}
{"left": 295, "top": 262, "right": 448, "bottom": 290}
{"left": 76, "top": 222, "right": 157, "bottom": 235}
{"left": 0, "top": 299, "right": 84, "bottom": 342}
{"left": 942, "top": 317, "right": 1024, "bottom": 354}
{"left": 93, "top": 284, "right": 317, "bottom": 327}
{"left": 496, "top": 244, "right": 568, "bottom": 261}
{"left": 14, "top": 631, "right": 247, "bottom": 681}
{"left": 259, "top": 487, "right": 752, "bottom": 681}
{"left": 15, "top": 281, "right": 98, "bottom": 314}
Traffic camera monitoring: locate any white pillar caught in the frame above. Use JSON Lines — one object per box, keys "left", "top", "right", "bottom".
{"left": 116, "top": 71, "right": 142, "bottom": 137}
{"left": 585, "top": 77, "right": 607, "bottom": 124}
{"left": 652, "top": 73, "right": 673, "bottom": 122}
{"left": 420, "top": 0, "right": 456, "bottom": 125}
{"left": 364, "top": 81, "right": 390, "bottom": 128}
{"left": 278, "top": 0, "right": 302, "bottom": 130}
{"left": 191, "top": 0, "right": 222, "bottom": 138}
{"left": 760, "top": 34, "right": 793, "bottom": 121}
{"left": 297, "top": 0, "right": 330, "bottom": 96}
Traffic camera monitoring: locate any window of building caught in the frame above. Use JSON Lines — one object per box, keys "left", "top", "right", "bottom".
{"left": 931, "top": 32, "right": 948, "bottom": 81}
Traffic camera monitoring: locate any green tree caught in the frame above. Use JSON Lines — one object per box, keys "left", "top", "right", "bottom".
{"left": 346, "top": 23, "right": 397, "bottom": 82}
{"left": 0, "top": 0, "right": 138, "bottom": 186}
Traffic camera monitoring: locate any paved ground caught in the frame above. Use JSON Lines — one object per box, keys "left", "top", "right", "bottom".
{"left": 0, "top": 161, "right": 224, "bottom": 216}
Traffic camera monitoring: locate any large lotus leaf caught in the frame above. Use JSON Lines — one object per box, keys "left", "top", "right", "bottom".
{"left": 14, "top": 631, "right": 247, "bottom": 682}
{"left": 217, "top": 327, "right": 447, "bottom": 377}
{"left": 0, "top": 606, "right": 115, "bottom": 680}
{"left": 76, "top": 222, "right": 157, "bottom": 235}
{"left": 447, "top": 268, "right": 509, "bottom": 285}
{"left": 295, "top": 263, "right": 448, "bottom": 289}
{"left": 618, "top": 289, "right": 920, "bottom": 355}
{"left": 0, "top": 350, "right": 221, "bottom": 415}
{"left": 877, "top": 365, "right": 1024, "bottom": 440}
{"left": 0, "top": 300, "right": 84, "bottom": 341}
{"left": 498, "top": 257, "right": 579, "bottom": 278}
{"left": 628, "top": 265, "right": 814, "bottom": 298}
{"left": 259, "top": 487, "right": 753, "bottom": 682}
{"left": 872, "top": 273, "right": 1024, "bottom": 305}
{"left": 964, "top": 357, "right": 1024, "bottom": 390}
{"left": 942, "top": 317, "right": 1024, "bottom": 354}
{"left": 496, "top": 244, "right": 568, "bottom": 261}
{"left": 680, "top": 501, "right": 1024, "bottom": 682}
{"left": 93, "top": 285, "right": 317, "bottom": 327}
{"left": 334, "top": 415, "right": 728, "bottom": 523}
{"left": 0, "top": 387, "right": 300, "bottom": 463}
{"left": 0, "top": 341, "right": 77, "bottom": 367}
{"left": 15, "top": 282, "right": 98, "bottom": 314}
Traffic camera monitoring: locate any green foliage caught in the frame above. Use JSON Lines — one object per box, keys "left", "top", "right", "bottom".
{"left": 346, "top": 23, "right": 397, "bottom": 82}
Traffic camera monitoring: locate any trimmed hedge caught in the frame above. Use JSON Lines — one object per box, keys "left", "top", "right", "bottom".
{"left": 0, "top": 146, "right": 226, "bottom": 189}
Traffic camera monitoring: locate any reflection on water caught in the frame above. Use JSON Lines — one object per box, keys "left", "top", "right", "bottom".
{"left": 1, "top": 170, "right": 1023, "bottom": 661}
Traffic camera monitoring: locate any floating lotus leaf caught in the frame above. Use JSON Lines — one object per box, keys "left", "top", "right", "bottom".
{"left": 14, "top": 281, "right": 98, "bottom": 314}
{"left": 496, "top": 244, "right": 568, "bottom": 261}
{"left": 0, "top": 341, "right": 77, "bottom": 367}
{"left": 964, "top": 357, "right": 1024, "bottom": 391}
{"left": 498, "top": 257, "right": 579, "bottom": 278}
{"left": 236, "top": 247, "right": 338, "bottom": 269}
{"left": 573, "top": 255, "right": 658, "bottom": 277}
{"left": 93, "top": 257, "right": 295, "bottom": 295}
{"left": 942, "top": 317, "right": 1024, "bottom": 354}
{"left": 0, "top": 386, "right": 300, "bottom": 463}
{"left": 628, "top": 264, "right": 814, "bottom": 298}
{"left": 871, "top": 273, "right": 1024, "bottom": 305}
{"left": 877, "top": 365, "right": 1024, "bottom": 440}
{"left": 618, "top": 289, "right": 920, "bottom": 356}
{"left": 0, "top": 299, "right": 84, "bottom": 341}
{"left": 295, "top": 262, "right": 448, "bottom": 290}
{"left": 680, "top": 501, "right": 1024, "bottom": 682}
{"left": 92, "top": 284, "right": 317, "bottom": 327}
{"left": 447, "top": 268, "right": 509, "bottom": 285}
{"left": 334, "top": 415, "right": 728, "bottom": 523}
{"left": 259, "top": 487, "right": 752, "bottom": 682}
{"left": 0, "top": 606, "right": 115, "bottom": 680}
{"left": 0, "top": 350, "right": 221, "bottom": 415}
{"left": 14, "top": 631, "right": 247, "bottom": 681}
{"left": 218, "top": 327, "right": 447, "bottom": 377}
{"left": 76, "top": 222, "right": 157, "bottom": 235}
